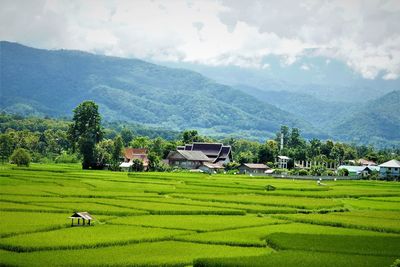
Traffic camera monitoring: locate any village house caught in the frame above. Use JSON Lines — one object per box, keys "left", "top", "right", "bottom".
{"left": 276, "top": 155, "right": 290, "bottom": 169}
{"left": 238, "top": 163, "right": 269, "bottom": 174}
{"left": 119, "top": 148, "right": 149, "bottom": 171}
{"left": 198, "top": 162, "right": 225, "bottom": 174}
{"left": 166, "top": 150, "right": 211, "bottom": 169}
{"left": 357, "top": 158, "right": 377, "bottom": 166}
{"left": 337, "top": 165, "right": 380, "bottom": 178}
{"left": 167, "top": 142, "right": 232, "bottom": 170}
{"left": 379, "top": 159, "right": 400, "bottom": 178}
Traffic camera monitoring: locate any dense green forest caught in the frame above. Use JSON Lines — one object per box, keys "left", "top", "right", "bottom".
{"left": 0, "top": 41, "right": 316, "bottom": 141}
{"left": 1, "top": 111, "right": 399, "bottom": 172}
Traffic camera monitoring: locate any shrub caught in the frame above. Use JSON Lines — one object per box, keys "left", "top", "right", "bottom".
{"left": 10, "top": 148, "right": 31, "bottom": 167}
{"left": 298, "top": 169, "right": 308, "bottom": 176}
{"left": 55, "top": 152, "right": 80, "bottom": 163}
{"left": 391, "top": 259, "right": 400, "bottom": 267}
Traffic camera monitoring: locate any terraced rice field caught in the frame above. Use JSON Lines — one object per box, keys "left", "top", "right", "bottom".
{"left": 0, "top": 163, "right": 399, "bottom": 266}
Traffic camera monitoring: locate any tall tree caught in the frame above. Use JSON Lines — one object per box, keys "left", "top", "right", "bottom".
{"left": 0, "top": 134, "right": 14, "bottom": 162}
{"left": 68, "top": 101, "right": 103, "bottom": 169}
{"left": 112, "top": 135, "right": 124, "bottom": 169}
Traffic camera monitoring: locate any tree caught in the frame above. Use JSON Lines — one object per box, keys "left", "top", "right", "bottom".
{"left": 148, "top": 152, "right": 160, "bottom": 171}
{"left": 131, "top": 159, "right": 144, "bottom": 172}
{"left": 182, "top": 130, "right": 201, "bottom": 144}
{"left": 130, "top": 136, "right": 151, "bottom": 149}
{"left": 0, "top": 134, "right": 14, "bottom": 162}
{"left": 10, "top": 148, "right": 31, "bottom": 167}
{"left": 120, "top": 127, "right": 134, "bottom": 146}
{"left": 68, "top": 101, "right": 103, "bottom": 169}
{"left": 112, "top": 135, "right": 124, "bottom": 170}
{"left": 237, "top": 151, "right": 254, "bottom": 164}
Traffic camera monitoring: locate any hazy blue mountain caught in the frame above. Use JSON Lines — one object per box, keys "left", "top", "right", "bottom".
{"left": 331, "top": 90, "right": 400, "bottom": 146}
{"left": 233, "top": 84, "right": 360, "bottom": 130}
{"left": 157, "top": 57, "right": 400, "bottom": 103}
{"left": 0, "top": 41, "right": 318, "bottom": 141}
{"left": 233, "top": 84, "right": 399, "bottom": 146}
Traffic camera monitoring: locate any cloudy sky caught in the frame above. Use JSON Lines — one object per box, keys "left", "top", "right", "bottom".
{"left": 1, "top": 0, "right": 400, "bottom": 80}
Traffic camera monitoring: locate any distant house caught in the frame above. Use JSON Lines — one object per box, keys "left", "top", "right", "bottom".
{"left": 177, "top": 143, "right": 232, "bottom": 165}
{"left": 357, "top": 158, "right": 377, "bottom": 166}
{"left": 277, "top": 156, "right": 290, "bottom": 169}
{"left": 379, "top": 159, "right": 400, "bottom": 178}
{"left": 199, "top": 162, "right": 225, "bottom": 174}
{"left": 166, "top": 150, "right": 211, "bottom": 169}
{"left": 119, "top": 148, "right": 149, "bottom": 171}
{"left": 337, "top": 165, "right": 380, "bottom": 177}
{"left": 239, "top": 163, "right": 269, "bottom": 174}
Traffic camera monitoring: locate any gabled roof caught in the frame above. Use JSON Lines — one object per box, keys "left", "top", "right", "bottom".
{"left": 191, "top": 143, "right": 223, "bottom": 157}
{"left": 219, "top": 146, "right": 231, "bottom": 159}
{"left": 278, "top": 156, "right": 290, "bottom": 160}
{"left": 241, "top": 163, "right": 269, "bottom": 169}
{"left": 201, "top": 162, "right": 225, "bottom": 169}
{"left": 169, "top": 150, "right": 211, "bottom": 162}
{"left": 124, "top": 148, "right": 148, "bottom": 159}
{"left": 379, "top": 159, "right": 400, "bottom": 168}
{"left": 69, "top": 212, "right": 93, "bottom": 220}
{"left": 357, "top": 158, "right": 377, "bottom": 166}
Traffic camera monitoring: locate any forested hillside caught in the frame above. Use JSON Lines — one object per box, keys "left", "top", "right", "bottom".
{"left": 0, "top": 41, "right": 315, "bottom": 140}
{"left": 234, "top": 85, "right": 400, "bottom": 146}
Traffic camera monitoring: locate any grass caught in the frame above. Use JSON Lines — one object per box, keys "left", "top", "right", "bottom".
{"left": 0, "top": 241, "right": 271, "bottom": 266}
{"left": 0, "top": 225, "right": 192, "bottom": 252}
{"left": 194, "top": 251, "right": 396, "bottom": 267}
{"left": 274, "top": 212, "right": 400, "bottom": 233}
{"left": 1, "top": 163, "right": 400, "bottom": 266}
{"left": 265, "top": 233, "right": 400, "bottom": 256}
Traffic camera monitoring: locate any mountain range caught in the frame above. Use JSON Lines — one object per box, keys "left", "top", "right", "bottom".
{"left": 0, "top": 41, "right": 399, "bottom": 146}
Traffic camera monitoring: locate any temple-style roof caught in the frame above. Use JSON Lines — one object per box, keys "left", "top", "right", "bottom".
{"left": 180, "top": 142, "right": 232, "bottom": 163}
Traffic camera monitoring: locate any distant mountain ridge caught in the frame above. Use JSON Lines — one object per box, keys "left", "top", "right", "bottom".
{"left": 234, "top": 84, "right": 400, "bottom": 146}
{"left": 0, "top": 41, "right": 317, "bottom": 140}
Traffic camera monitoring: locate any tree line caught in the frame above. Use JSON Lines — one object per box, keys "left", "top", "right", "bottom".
{"left": 1, "top": 101, "right": 399, "bottom": 169}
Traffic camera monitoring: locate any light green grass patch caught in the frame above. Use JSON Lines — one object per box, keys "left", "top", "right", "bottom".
{"left": 0, "top": 241, "right": 271, "bottom": 266}
{"left": 109, "top": 214, "right": 283, "bottom": 231}
{"left": 0, "top": 225, "right": 192, "bottom": 252}
{"left": 275, "top": 212, "right": 400, "bottom": 233}
{"left": 177, "top": 222, "right": 396, "bottom": 247}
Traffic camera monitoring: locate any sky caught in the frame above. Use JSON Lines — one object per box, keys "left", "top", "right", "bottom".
{"left": 1, "top": 0, "right": 400, "bottom": 80}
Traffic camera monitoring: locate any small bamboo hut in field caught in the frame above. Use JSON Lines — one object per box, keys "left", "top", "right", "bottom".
{"left": 69, "top": 212, "right": 94, "bottom": 226}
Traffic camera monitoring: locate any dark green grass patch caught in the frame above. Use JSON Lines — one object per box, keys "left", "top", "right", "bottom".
{"left": 265, "top": 233, "right": 400, "bottom": 256}
{"left": 194, "top": 250, "right": 396, "bottom": 267}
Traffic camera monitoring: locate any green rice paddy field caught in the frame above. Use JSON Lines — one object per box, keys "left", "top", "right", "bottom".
{"left": 0, "top": 163, "right": 399, "bottom": 266}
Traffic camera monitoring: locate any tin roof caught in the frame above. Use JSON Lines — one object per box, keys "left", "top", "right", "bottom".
{"left": 379, "top": 159, "right": 400, "bottom": 168}
{"left": 242, "top": 163, "right": 269, "bottom": 169}
{"left": 69, "top": 212, "right": 94, "bottom": 220}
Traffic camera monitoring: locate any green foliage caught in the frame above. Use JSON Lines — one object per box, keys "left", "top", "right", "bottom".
{"left": 68, "top": 101, "right": 103, "bottom": 169}
{"left": 10, "top": 148, "right": 31, "bottom": 166}
{"left": 55, "top": 152, "right": 79, "bottom": 163}
{"left": 391, "top": 259, "right": 400, "bottom": 267}
{"left": 131, "top": 159, "right": 144, "bottom": 172}
{"left": 0, "top": 134, "right": 14, "bottom": 162}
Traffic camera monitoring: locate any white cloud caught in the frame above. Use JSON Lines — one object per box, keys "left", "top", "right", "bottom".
{"left": 0, "top": 0, "right": 399, "bottom": 80}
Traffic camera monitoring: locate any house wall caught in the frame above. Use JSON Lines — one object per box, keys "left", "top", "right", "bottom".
{"left": 238, "top": 167, "right": 265, "bottom": 174}
{"left": 169, "top": 160, "right": 202, "bottom": 169}
{"left": 380, "top": 166, "right": 400, "bottom": 177}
